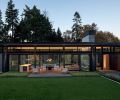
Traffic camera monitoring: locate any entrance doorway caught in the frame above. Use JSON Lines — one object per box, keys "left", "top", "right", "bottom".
{"left": 103, "top": 54, "right": 110, "bottom": 70}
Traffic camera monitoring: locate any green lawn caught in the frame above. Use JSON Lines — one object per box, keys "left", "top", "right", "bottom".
{"left": 0, "top": 76, "right": 120, "bottom": 100}
{"left": 70, "top": 71, "right": 99, "bottom": 76}
{"left": 0, "top": 72, "right": 28, "bottom": 77}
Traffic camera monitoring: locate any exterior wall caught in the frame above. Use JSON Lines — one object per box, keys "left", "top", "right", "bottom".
{"left": 89, "top": 35, "right": 95, "bottom": 42}
{"left": 82, "top": 35, "right": 95, "bottom": 42}
{"left": 0, "top": 53, "right": 2, "bottom": 72}
{"left": 0, "top": 43, "right": 120, "bottom": 72}
{"left": 110, "top": 54, "right": 120, "bottom": 70}
{"left": 82, "top": 35, "right": 90, "bottom": 42}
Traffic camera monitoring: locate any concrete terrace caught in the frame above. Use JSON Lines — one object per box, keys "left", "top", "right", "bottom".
{"left": 28, "top": 73, "right": 72, "bottom": 78}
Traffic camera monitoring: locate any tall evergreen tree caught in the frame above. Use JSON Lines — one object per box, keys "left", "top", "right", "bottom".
{"left": 0, "top": 10, "right": 3, "bottom": 30}
{"left": 5, "top": 0, "right": 19, "bottom": 42}
{"left": 72, "top": 11, "right": 83, "bottom": 42}
{"left": 0, "top": 10, "right": 4, "bottom": 41}
{"left": 19, "top": 5, "right": 54, "bottom": 42}
{"left": 56, "top": 28, "right": 63, "bottom": 42}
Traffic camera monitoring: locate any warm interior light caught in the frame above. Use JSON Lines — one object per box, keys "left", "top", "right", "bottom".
{"left": 47, "top": 58, "right": 52, "bottom": 62}
{"left": 103, "top": 54, "right": 110, "bottom": 70}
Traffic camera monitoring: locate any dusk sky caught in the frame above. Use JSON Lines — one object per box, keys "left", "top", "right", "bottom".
{"left": 0, "top": 0, "right": 120, "bottom": 38}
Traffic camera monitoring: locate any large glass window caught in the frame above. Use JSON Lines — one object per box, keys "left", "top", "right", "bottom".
{"left": 64, "top": 54, "right": 79, "bottom": 71}
{"left": 65, "top": 47, "right": 77, "bottom": 51}
{"left": 50, "top": 47, "right": 63, "bottom": 51}
{"left": 78, "top": 47, "right": 91, "bottom": 52}
{"left": 81, "top": 54, "right": 90, "bottom": 71}
{"left": 96, "top": 47, "right": 102, "bottom": 52}
{"left": 36, "top": 47, "right": 49, "bottom": 51}
{"left": 9, "top": 55, "right": 19, "bottom": 71}
{"left": 60, "top": 55, "right": 64, "bottom": 68}
{"left": 65, "top": 55, "right": 71, "bottom": 65}
{"left": 19, "top": 55, "right": 36, "bottom": 72}
{"left": 42, "top": 54, "right": 59, "bottom": 67}
{"left": 96, "top": 54, "right": 102, "bottom": 70}
{"left": 64, "top": 54, "right": 72, "bottom": 68}
{"left": 8, "top": 47, "right": 35, "bottom": 52}
{"left": 103, "top": 47, "right": 110, "bottom": 52}
{"left": 70, "top": 55, "right": 79, "bottom": 71}
{"left": 114, "top": 47, "right": 120, "bottom": 52}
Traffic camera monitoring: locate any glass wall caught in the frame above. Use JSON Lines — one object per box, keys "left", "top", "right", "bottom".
{"left": 9, "top": 55, "right": 38, "bottom": 72}
{"left": 78, "top": 47, "right": 91, "bottom": 52}
{"left": 9, "top": 55, "right": 19, "bottom": 71}
{"left": 64, "top": 54, "right": 79, "bottom": 71}
{"left": 59, "top": 55, "right": 64, "bottom": 68}
{"left": 65, "top": 47, "right": 77, "bottom": 51}
{"left": 96, "top": 47, "right": 102, "bottom": 53}
{"left": 65, "top": 55, "right": 71, "bottom": 66}
{"left": 7, "top": 46, "right": 92, "bottom": 53}
{"left": 71, "top": 55, "right": 79, "bottom": 70}
{"left": 114, "top": 47, "right": 120, "bottom": 52}
{"left": 81, "top": 54, "right": 90, "bottom": 71}
{"left": 9, "top": 54, "right": 92, "bottom": 72}
{"left": 36, "top": 47, "right": 49, "bottom": 52}
{"left": 96, "top": 54, "right": 102, "bottom": 70}
{"left": 20, "top": 55, "right": 36, "bottom": 67}
{"left": 103, "top": 47, "right": 110, "bottom": 52}
{"left": 41, "top": 54, "right": 59, "bottom": 67}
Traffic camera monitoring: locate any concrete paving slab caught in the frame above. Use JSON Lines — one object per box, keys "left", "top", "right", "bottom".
{"left": 28, "top": 73, "right": 71, "bottom": 78}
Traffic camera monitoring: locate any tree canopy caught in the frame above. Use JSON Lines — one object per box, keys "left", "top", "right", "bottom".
{"left": 72, "top": 11, "right": 83, "bottom": 42}
{"left": 96, "top": 31, "right": 119, "bottom": 42}
{"left": 83, "top": 23, "right": 97, "bottom": 33}
{"left": 5, "top": 0, "right": 19, "bottom": 42}
{"left": 56, "top": 28, "right": 63, "bottom": 42}
{"left": 0, "top": 10, "right": 4, "bottom": 41}
{"left": 0, "top": 1, "right": 119, "bottom": 43}
{"left": 18, "top": 5, "right": 63, "bottom": 43}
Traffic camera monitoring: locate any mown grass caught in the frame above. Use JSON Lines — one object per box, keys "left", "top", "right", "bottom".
{"left": 0, "top": 72, "right": 28, "bottom": 77}
{"left": 0, "top": 76, "right": 120, "bottom": 100}
{"left": 70, "top": 71, "right": 99, "bottom": 76}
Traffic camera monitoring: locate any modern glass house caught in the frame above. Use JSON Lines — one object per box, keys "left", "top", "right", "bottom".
{"left": 0, "top": 31, "right": 120, "bottom": 72}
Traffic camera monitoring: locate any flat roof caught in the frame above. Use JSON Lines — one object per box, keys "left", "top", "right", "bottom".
{"left": 0, "top": 42, "right": 120, "bottom": 47}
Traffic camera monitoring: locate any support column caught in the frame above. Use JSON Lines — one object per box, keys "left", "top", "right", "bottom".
{"left": 18, "top": 55, "right": 20, "bottom": 72}
{"left": 78, "top": 54, "right": 81, "bottom": 71}
{"left": 63, "top": 55, "right": 65, "bottom": 68}
{"left": 34, "top": 47, "right": 37, "bottom": 68}
{"left": 39, "top": 55, "right": 41, "bottom": 67}
{"left": 58, "top": 54, "right": 60, "bottom": 68}
{"left": 0, "top": 53, "right": 3, "bottom": 72}
{"left": 2, "top": 53, "right": 7, "bottom": 72}
{"left": 34, "top": 54, "right": 36, "bottom": 68}
{"left": 90, "top": 46, "right": 96, "bottom": 71}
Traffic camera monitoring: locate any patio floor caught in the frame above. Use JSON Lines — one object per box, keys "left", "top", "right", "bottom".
{"left": 28, "top": 72, "right": 71, "bottom": 78}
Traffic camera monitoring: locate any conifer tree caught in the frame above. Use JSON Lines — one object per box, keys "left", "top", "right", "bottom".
{"left": 72, "top": 11, "right": 83, "bottom": 42}
{"left": 56, "top": 28, "right": 63, "bottom": 42}
{"left": 5, "top": 0, "right": 19, "bottom": 42}
{"left": 19, "top": 5, "right": 54, "bottom": 42}
{"left": 0, "top": 10, "right": 4, "bottom": 41}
